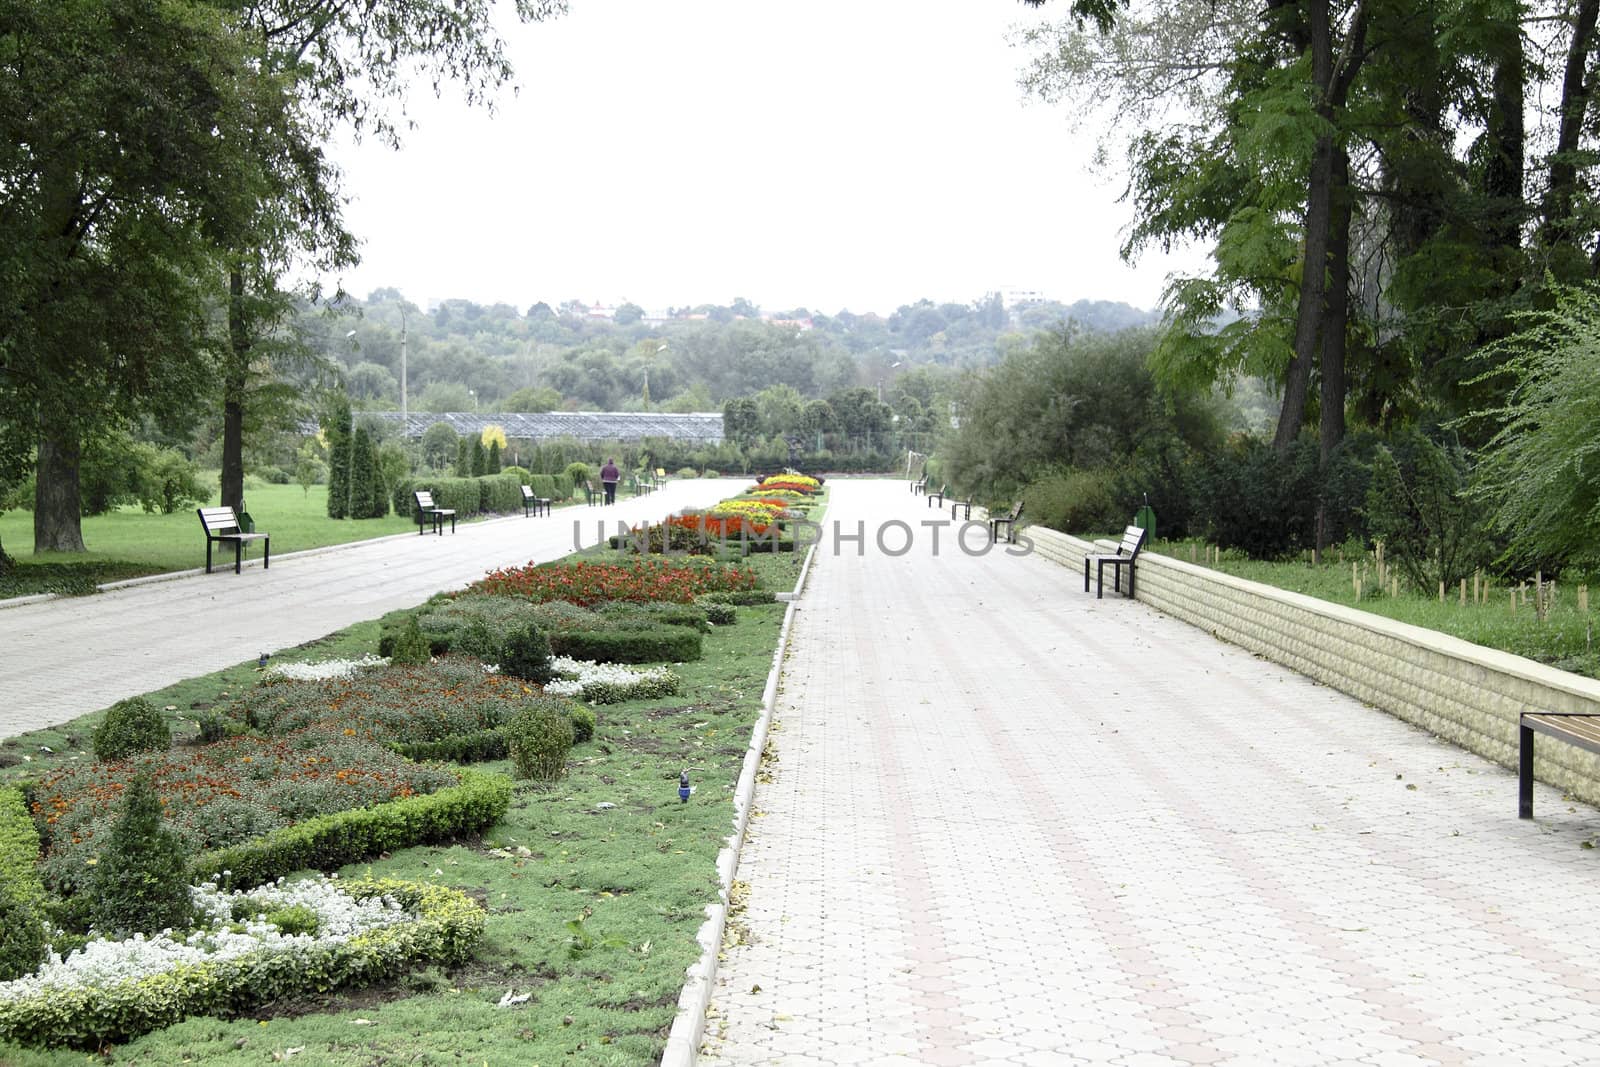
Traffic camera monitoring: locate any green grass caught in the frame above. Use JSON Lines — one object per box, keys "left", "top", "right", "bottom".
{"left": 0, "top": 481, "right": 583, "bottom": 599}
{"left": 1150, "top": 537, "right": 1600, "bottom": 680}
{"left": 0, "top": 516, "right": 810, "bottom": 1065}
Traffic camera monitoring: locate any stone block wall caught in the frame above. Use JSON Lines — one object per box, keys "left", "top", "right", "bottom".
{"left": 1027, "top": 525, "right": 1600, "bottom": 809}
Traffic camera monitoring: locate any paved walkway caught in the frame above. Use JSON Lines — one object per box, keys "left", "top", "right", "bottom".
{"left": 702, "top": 480, "right": 1600, "bottom": 1067}
{"left": 0, "top": 480, "right": 735, "bottom": 737}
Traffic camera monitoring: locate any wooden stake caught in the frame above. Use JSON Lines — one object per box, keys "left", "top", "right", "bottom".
{"left": 1439, "top": 580, "right": 1446, "bottom": 603}
{"left": 1511, "top": 588, "right": 1517, "bottom": 614}
{"left": 1190, "top": 543, "right": 1197, "bottom": 563}
{"left": 1460, "top": 578, "right": 1466, "bottom": 606}
{"left": 1580, "top": 584, "right": 1589, "bottom": 615}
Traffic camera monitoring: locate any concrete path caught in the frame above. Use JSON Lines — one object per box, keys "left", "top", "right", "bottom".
{"left": 0, "top": 480, "right": 736, "bottom": 737}
{"left": 702, "top": 480, "right": 1600, "bottom": 1067}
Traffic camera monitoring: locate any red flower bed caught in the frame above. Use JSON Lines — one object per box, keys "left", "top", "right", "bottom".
{"left": 666, "top": 513, "right": 770, "bottom": 538}
{"left": 473, "top": 557, "right": 758, "bottom": 606}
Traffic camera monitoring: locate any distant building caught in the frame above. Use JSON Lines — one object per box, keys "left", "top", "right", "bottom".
{"left": 992, "top": 286, "right": 1047, "bottom": 308}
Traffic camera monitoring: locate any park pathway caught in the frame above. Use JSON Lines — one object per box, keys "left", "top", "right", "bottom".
{"left": 702, "top": 479, "right": 1600, "bottom": 1067}
{"left": 0, "top": 480, "right": 735, "bottom": 737}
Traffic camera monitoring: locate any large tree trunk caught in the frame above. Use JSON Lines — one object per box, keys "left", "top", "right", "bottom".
{"left": 1316, "top": 146, "right": 1353, "bottom": 554}
{"left": 221, "top": 266, "right": 249, "bottom": 516}
{"left": 1541, "top": 0, "right": 1598, "bottom": 254}
{"left": 33, "top": 418, "right": 85, "bottom": 553}
{"left": 1483, "top": 28, "right": 1525, "bottom": 254}
{"left": 1275, "top": 0, "right": 1333, "bottom": 453}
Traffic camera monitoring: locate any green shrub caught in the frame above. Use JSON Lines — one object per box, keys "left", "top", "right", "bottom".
{"left": 569, "top": 705, "right": 596, "bottom": 744}
{"left": 90, "top": 775, "right": 193, "bottom": 938}
{"left": 598, "top": 601, "right": 710, "bottom": 631}
{"left": 704, "top": 469, "right": 721, "bottom": 478}
{"left": 676, "top": 467, "right": 698, "bottom": 478}
{"left": 1365, "top": 430, "right": 1490, "bottom": 593}
{"left": 500, "top": 622, "right": 554, "bottom": 683}
{"left": 92, "top": 697, "right": 170, "bottom": 762}
{"left": 1191, "top": 437, "right": 1320, "bottom": 559}
{"left": 548, "top": 625, "right": 703, "bottom": 664}
{"left": 553, "top": 472, "right": 574, "bottom": 500}
{"left": 701, "top": 600, "right": 737, "bottom": 625}
{"left": 1023, "top": 467, "right": 1122, "bottom": 536}
{"left": 388, "top": 728, "right": 507, "bottom": 763}
{"left": 505, "top": 701, "right": 576, "bottom": 782}
{"left": 455, "top": 617, "right": 500, "bottom": 662}
{"left": 564, "top": 461, "right": 593, "bottom": 489}
{"left": 389, "top": 614, "right": 432, "bottom": 665}
{"left": 191, "top": 769, "right": 510, "bottom": 891}
{"left": 0, "top": 788, "right": 46, "bottom": 981}
{"left": 265, "top": 904, "right": 320, "bottom": 937}
{"left": 529, "top": 473, "right": 557, "bottom": 502}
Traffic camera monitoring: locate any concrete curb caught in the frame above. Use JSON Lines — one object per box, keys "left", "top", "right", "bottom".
{"left": 659, "top": 538, "right": 819, "bottom": 1067}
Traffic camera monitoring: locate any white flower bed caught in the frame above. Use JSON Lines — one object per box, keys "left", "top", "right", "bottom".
{"left": 262, "top": 655, "right": 389, "bottom": 682}
{"left": 0, "top": 877, "right": 406, "bottom": 1001}
{"left": 544, "top": 657, "right": 681, "bottom": 704}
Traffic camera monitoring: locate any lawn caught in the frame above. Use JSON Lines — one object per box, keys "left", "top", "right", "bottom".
{"left": 1148, "top": 536, "right": 1600, "bottom": 680}
{"left": 0, "top": 499, "right": 814, "bottom": 1064}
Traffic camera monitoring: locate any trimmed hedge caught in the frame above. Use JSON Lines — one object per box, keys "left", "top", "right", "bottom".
{"left": 0, "top": 879, "right": 485, "bottom": 1050}
{"left": 0, "top": 788, "right": 44, "bottom": 912}
{"left": 190, "top": 769, "right": 511, "bottom": 891}
{"left": 391, "top": 473, "right": 525, "bottom": 521}
{"left": 388, "top": 729, "right": 507, "bottom": 764}
{"left": 699, "top": 589, "right": 779, "bottom": 606}
{"left": 548, "top": 625, "right": 702, "bottom": 664}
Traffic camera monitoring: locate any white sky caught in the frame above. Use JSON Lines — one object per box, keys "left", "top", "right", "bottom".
{"left": 322, "top": 0, "right": 1209, "bottom": 316}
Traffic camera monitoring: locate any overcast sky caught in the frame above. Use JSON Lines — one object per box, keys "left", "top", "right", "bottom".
{"left": 322, "top": 0, "right": 1208, "bottom": 317}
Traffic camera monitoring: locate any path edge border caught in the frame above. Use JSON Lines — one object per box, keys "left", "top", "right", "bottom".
{"left": 659, "top": 539, "right": 818, "bottom": 1067}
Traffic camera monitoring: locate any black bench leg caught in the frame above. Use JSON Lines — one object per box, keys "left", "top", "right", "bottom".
{"left": 1083, "top": 558, "right": 1090, "bottom": 592}
{"left": 234, "top": 540, "right": 243, "bottom": 575}
{"left": 1096, "top": 559, "right": 1106, "bottom": 599}
{"left": 1519, "top": 721, "right": 1535, "bottom": 819}
{"left": 263, "top": 536, "right": 269, "bottom": 571}
{"left": 205, "top": 539, "right": 214, "bottom": 574}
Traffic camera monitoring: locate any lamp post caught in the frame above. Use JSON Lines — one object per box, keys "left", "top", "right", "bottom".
{"left": 468, "top": 388, "right": 477, "bottom": 412}
{"left": 399, "top": 305, "right": 408, "bottom": 427}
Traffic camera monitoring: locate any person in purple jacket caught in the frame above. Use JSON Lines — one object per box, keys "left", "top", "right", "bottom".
{"left": 600, "top": 458, "right": 620, "bottom": 504}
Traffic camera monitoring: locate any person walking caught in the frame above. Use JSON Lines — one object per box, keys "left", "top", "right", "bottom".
{"left": 600, "top": 458, "right": 620, "bottom": 505}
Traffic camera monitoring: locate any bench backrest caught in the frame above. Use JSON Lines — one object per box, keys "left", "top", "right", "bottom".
{"left": 1117, "top": 524, "right": 1147, "bottom": 558}
{"left": 656, "top": 468, "right": 667, "bottom": 479}
{"left": 521, "top": 484, "right": 534, "bottom": 500}
{"left": 197, "top": 506, "right": 242, "bottom": 536}
{"left": 414, "top": 490, "right": 438, "bottom": 510}
{"left": 1010, "top": 501, "right": 1024, "bottom": 521}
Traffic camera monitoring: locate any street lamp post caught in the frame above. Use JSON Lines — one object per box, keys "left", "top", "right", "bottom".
{"left": 400, "top": 305, "right": 408, "bottom": 427}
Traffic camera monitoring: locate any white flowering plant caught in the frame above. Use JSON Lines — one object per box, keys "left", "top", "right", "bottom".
{"left": 543, "top": 657, "right": 682, "bottom": 705}
{"left": 261, "top": 654, "right": 390, "bottom": 682}
{"left": 0, "top": 877, "right": 484, "bottom": 1050}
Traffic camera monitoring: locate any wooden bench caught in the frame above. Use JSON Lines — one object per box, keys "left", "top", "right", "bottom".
{"left": 520, "top": 484, "right": 551, "bottom": 518}
{"left": 988, "top": 502, "right": 1024, "bottom": 544}
{"left": 1083, "top": 524, "right": 1147, "bottom": 599}
{"left": 584, "top": 479, "right": 601, "bottom": 506}
{"left": 414, "top": 489, "right": 456, "bottom": 535}
{"left": 927, "top": 484, "right": 949, "bottom": 507}
{"left": 655, "top": 467, "right": 668, "bottom": 483}
{"left": 1519, "top": 712, "right": 1600, "bottom": 818}
{"left": 197, "top": 506, "right": 269, "bottom": 575}
{"left": 910, "top": 474, "right": 928, "bottom": 495}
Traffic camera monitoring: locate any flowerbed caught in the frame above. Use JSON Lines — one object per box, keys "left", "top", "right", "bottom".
{"left": 0, "top": 877, "right": 484, "bottom": 1049}
{"left": 262, "top": 654, "right": 389, "bottom": 682}
{"left": 545, "top": 657, "right": 682, "bottom": 704}
{"left": 472, "top": 557, "right": 757, "bottom": 605}
{"left": 31, "top": 732, "right": 458, "bottom": 898}
{"left": 236, "top": 656, "right": 544, "bottom": 745}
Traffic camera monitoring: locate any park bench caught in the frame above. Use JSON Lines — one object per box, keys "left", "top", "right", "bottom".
{"left": 1518, "top": 712, "right": 1600, "bottom": 817}
{"left": 910, "top": 474, "right": 928, "bottom": 494}
{"left": 927, "top": 484, "right": 949, "bottom": 508}
{"left": 196, "top": 506, "right": 270, "bottom": 575}
{"left": 655, "top": 467, "right": 668, "bottom": 483}
{"left": 413, "top": 489, "right": 456, "bottom": 535}
{"left": 988, "top": 502, "right": 1024, "bottom": 544}
{"left": 1083, "top": 524, "right": 1148, "bottom": 599}
{"left": 585, "top": 480, "right": 600, "bottom": 506}
{"left": 520, "top": 484, "right": 551, "bottom": 518}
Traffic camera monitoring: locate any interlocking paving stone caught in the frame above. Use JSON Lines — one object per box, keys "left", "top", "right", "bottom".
{"left": 701, "top": 480, "right": 1600, "bottom": 1067}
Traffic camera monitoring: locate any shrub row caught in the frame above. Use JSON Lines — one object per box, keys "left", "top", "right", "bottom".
{"left": 388, "top": 728, "right": 507, "bottom": 764}
{"left": 0, "top": 788, "right": 43, "bottom": 911}
{"left": 390, "top": 473, "right": 563, "bottom": 522}
{"left": 548, "top": 626, "right": 703, "bottom": 664}
{"left": 190, "top": 769, "right": 511, "bottom": 891}
{"left": 0, "top": 879, "right": 485, "bottom": 1051}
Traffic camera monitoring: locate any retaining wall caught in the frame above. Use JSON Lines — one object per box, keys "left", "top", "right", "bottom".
{"left": 1028, "top": 525, "right": 1600, "bottom": 809}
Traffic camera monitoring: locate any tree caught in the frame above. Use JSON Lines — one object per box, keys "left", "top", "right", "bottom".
{"left": 323, "top": 395, "right": 354, "bottom": 519}
{"left": 419, "top": 382, "right": 474, "bottom": 413}
{"left": 722, "top": 397, "right": 761, "bottom": 446}
{"left": 488, "top": 440, "right": 502, "bottom": 473}
{"left": 615, "top": 302, "right": 645, "bottom": 325}
{"left": 420, "top": 423, "right": 460, "bottom": 469}
{"left": 294, "top": 441, "right": 326, "bottom": 496}
{"left": 471, "top": 437, "right": 487, "bottom": 477}
{"left": 503, "top": 386, "right": 562, "bottom": 412}
{"left": 213, "top": 0, "right": 568, "bottom": 522}
{"left": 455, "top": 438, "right": 472, "bottom": 478}
{"left": 0, "top": 0, "right": 283, "bottom": 552}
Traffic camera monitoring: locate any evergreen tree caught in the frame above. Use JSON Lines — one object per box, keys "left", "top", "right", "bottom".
{"left": 471, "top": 437, "right": 487, "bottom": 477}
{"left": 366, "top": 433, "right": 390, "bottom": 518}
{"left": 454, "top": 438, "right": 471, "bottom": 477}
{"left": 487, "top": 439, "right": 501, "bottom": 473}
{"left": 349, "top": 426, "right": 376, "bottom": 517}
{"left": 91, "top": 774, "right": 193, "bottom": 938}
{"left": 324, "top": 394, "right": 354, "bottom": 519}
